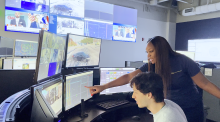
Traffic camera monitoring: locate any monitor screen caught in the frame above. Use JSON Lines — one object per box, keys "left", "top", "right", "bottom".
{"left": 15, "top": 40, "right": 38, "bottom": 57}
{"left": 65, "top": 34, "right": 101, "bottom": 68}
{"left": 65, "top": 71, "right": 93, "bottom": 111}
{"left": 3, "top": 59, "right": 13, "bottom": 69}
{"left": 188, "top": 39, "right": 220, "bottom": 62}
{"left": 100, "top": 68, "right": 135, "bottom": 94}
{"left": 0, "top": 59, "right": 2, "bottom": 69}
{"left": 13, "top": 58, "right": 36, "bottom": 69}
{"left": 5, "top": 0, "right": 137, "bottom": 42}
{"left": 176, "top": 51, "right": 195, "bottom": 60}
{"left": 0, "top": 37, "right": 14, "bottom": 57}
{"left": 37, "top": 31, "right": 66, "bottom": 81}
{"left": 41, "top": 79, "right": 62, "bottom": 116}
{"left": 5, "top": 0, "right": 49, "bottom": 34}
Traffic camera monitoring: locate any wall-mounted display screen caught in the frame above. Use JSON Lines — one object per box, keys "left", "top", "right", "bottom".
{"left": 5, "top": 0, "right": 137, "bottom": 42}
{"left": 188, "top": 39, "right": 220, "bottom": 63}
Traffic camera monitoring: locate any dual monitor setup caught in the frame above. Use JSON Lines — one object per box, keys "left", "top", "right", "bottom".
{"left": 30, "top": 30, "right": 135, "bottom": 122}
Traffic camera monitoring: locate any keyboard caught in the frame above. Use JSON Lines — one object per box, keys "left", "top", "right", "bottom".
{"left": 96, "top": 100, "right": 129, "bottom": 110}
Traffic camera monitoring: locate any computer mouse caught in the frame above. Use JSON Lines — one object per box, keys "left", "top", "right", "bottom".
{"left": 131, "top": 116, "right": 141, "bottom": 121}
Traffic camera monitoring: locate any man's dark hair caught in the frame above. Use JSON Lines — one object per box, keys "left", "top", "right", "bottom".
{"left": 130, "top": 72, "right": 164, "bottom": 103}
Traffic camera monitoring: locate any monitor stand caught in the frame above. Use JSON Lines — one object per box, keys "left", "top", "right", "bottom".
{"left": 80, "top": 99, "right": 88, "bottom": 118}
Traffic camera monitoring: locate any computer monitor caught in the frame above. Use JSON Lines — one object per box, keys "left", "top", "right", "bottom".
{"left": 64, "top": 71, "right": 93, "bottom": 111}
{"left": 100, "top": 68, "right": 135, "bottom": 94}
{"left": 65, "top": 34, "right": 101, "bottom": 68}
{"left": 188, "top": 39, "right": 220, "bottom": 63}
{"left": 34, "top": 30, "right": 66, "bottom": 83}
{"left": 0, "top": 36, "right": 14, "bottom": 57}
{"left": 31, "top": 77, "right": 63, "bottom": 122}
{"left": 176, "top": 51, "right": 195, "bottom": 60}
{"left": 14, "top": 40, "right": 38, "bottom": 57}
{"left": 0, "top": 59, "right": 3, "bottom": 69}
{"left": 3, "top": 59, "right": 13, "bottom": 69}
{"left": 13, "top": 58, "right": 36, "bottom": 69}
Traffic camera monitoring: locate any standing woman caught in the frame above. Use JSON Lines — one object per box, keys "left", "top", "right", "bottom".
{"left": 86, "top": 36, "right": 220, "bottom": 122}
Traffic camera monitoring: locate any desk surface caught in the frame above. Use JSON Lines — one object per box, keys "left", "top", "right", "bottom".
{"left": 64, "top": 102, "right": 153, "bottom": 122}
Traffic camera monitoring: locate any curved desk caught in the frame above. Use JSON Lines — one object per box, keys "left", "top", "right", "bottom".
{"left": 64, "top": 102, "right": 153, "bottom": 122}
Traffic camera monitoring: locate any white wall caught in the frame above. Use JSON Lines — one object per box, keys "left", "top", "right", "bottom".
{"left": 0, "top": 0, "right": 177, "bottom": 67}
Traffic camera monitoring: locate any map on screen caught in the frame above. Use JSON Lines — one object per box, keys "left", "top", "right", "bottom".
{"left": 15, "top": 40, "right": 38, "bottom": 56}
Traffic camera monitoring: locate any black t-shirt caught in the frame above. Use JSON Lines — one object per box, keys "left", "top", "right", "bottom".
{"left": 139, "top": 54, "right": 201, "bottom": 108}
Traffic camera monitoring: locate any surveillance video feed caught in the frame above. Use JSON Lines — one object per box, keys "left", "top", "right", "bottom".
{"left": 57, "top": 17, "right": 84, "bottom": 35}
{"left": 37, "top": 31, "right": 66, "bottom": 81}
{"left": 66, "top": 34, "right": 101, "bottom": 68}
{"left": 50, "top": 0, "right": 84, "bottom": 18}
{"left": 41, "top": 81, "right": 62, "bottom": 115}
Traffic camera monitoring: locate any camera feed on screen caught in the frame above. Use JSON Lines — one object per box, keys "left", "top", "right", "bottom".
{"left": 66, "top": 35, "right": 101, "bottom": 67}
{"left": 65, "top": 71, "right": 93, "bottom": 111}
{"left": 0, "top": 37, "right": 14, "bottom": 57}
{"left": 41, "top": 81, "right": 62, "bottom": 115}
{"left": 57, "top": 17, "right": 84, "bottom": 35}
{"left": 37, "top": 31, "right": 66, "bottom": 81}
{"left": 15, "top": 40, "right": 38, "bottom": 57}
{"left": 5, "top": 0, "right": 137, "bottom": 42}
{"left": 50, "top": 0, "right": 84, "bottom": 18}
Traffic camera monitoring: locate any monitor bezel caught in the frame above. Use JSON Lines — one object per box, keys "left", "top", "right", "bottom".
{"left": 64, "top": 33, "right": 102, "bottom": 68}
{"left": 34, "top": 30, "right": 66, "bottom": 84}
{"left": 99, "top": 67, "right": 136, "bottom": 95}
{"left": 33, "top": 76, "right": 63, "bottom": 117}
{"left": 64, "top": 70, "right": 93, "bottom": 111}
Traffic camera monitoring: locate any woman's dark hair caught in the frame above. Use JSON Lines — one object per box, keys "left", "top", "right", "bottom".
{"left": 147, "top": 36, "right": 178, "bottom": 98}
{"left": 130, "top": 72, "right": 164, "bottom": 102}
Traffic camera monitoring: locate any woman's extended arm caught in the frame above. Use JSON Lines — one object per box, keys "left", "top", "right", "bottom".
{"left": 85, "top": 69, "right": 142, "bottom": 95}
{"left": 192, "top": 72, "right": 220, "bottom": 99}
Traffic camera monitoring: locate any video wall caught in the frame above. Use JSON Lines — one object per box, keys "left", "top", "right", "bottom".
{"left": 5, "top": 0, "right": 137, "bottom": 42}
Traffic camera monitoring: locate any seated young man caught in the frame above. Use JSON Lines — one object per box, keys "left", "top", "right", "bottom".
{"left": 130, "top": 72, "right": 187, "bottom": 122}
